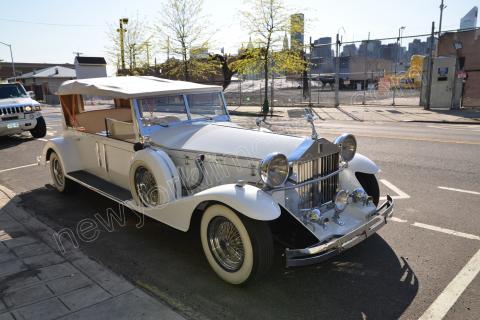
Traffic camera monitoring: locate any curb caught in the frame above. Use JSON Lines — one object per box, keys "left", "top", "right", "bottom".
{"left": 402, "top": 120, "right": 480, "bottom": 125}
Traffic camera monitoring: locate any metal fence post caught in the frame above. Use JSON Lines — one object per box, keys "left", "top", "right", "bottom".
{"left": 425, "top": 21, "right": 435, "bottom": 110}
{"left": 335, "top": 33, "right": 340, "bottom": 107}
{"left": 362, "top": 32, "right": 370, "bottom": 105}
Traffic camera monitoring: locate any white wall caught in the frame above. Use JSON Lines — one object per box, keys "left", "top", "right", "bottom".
{"left": 75, "top": 65, "right": 107, "bottom": 79}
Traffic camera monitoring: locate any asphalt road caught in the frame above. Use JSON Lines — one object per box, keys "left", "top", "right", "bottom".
{"left": 0, "top": 107, "right": 479, "bottom": 320}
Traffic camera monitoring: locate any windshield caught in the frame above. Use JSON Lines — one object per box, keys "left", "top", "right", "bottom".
{"left": 0, "top": 84, "right": 27, "bottom": 99}
{"left": 186, "top": 92, "right": 227, "bottom": 119}
{"left": 136, "top": 92, "right": 227, "bottom": 127}
{"left": 137, "top": 95, "right": 189, "bottom": 126}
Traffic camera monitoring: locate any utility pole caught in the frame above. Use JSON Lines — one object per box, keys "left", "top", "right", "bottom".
{"left": 117, "top": 18, "right": 129, "bottom": 72}
{"left": 309, "top": 36, "right": 313, "bottom": 107}
{"left": 0, "top": 41, "right": 16, "bottom": 80}
{"left": 166, "top": 36, "right": 170, "bottom": 60}
{"left": 362, "top": 32, "right": 370, "bottom": 105}
{"left": 392, "top": 26, "right": 405, "bottom": 106}
{"left": 334, "top": 33, "right": 340, "bottom": 107}
{"left": 145, "top": 42, "right": 150, "bottom": 67}
{"left": 438, "top": 0, "right": 446, "bottom": 36}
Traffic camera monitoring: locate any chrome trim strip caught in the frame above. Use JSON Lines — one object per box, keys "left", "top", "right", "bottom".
{"left": 271, "top": 164, "right": 346, "bottom": 192}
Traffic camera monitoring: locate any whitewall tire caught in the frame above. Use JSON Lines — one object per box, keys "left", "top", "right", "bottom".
{"left": 49, "top": 152, "right": 75, "bottom": 193}
{"left": 200, "top": 204, "right": 274, "bottom": 285}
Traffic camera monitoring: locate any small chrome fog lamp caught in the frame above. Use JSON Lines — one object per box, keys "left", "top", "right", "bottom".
{"left": 334, "top": 190, "right": 349, "bottom": 212}
{"left": 334, "top": 133, "right": 357, "bottom": 162}
{"left": 25, "top": 106, "right": 32, "bottom": 112}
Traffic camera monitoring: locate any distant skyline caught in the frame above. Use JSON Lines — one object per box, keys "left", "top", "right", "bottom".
{"left": 0, "top": 0, "right": 478, "bottom": 66}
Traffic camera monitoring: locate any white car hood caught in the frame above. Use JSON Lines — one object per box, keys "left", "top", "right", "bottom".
{"left": 0, "top": 97, "right": 39, "bottom": 107}
{"left": 150, "top": 122, "right": 306, "bottom": 159}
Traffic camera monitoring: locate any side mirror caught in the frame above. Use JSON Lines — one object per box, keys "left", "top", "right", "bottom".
{"left": 133, "top": 142, "right": 144, "bottom": 152}
{"left": 27, "top": 91, "right": 36, "bottom": 99}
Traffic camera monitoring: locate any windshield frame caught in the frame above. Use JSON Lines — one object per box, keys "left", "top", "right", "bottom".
{"left": 133, "top": 91, "right": 230, "bottom": 137}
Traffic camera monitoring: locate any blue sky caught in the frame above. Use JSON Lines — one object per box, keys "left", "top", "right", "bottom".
{"left": 0, "top": 0, "right": 478, "bottom": 65}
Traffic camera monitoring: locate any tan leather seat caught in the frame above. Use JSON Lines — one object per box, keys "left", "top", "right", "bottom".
{"left": 105, "top": 118, "right": 135, "bottom": 141}
{"left": 76, "top": 108, "right": 132, "bottom": 133}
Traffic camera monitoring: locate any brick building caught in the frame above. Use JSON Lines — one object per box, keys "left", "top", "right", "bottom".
{"left": 437, "top": 29, "right": 480, "bottom": 107}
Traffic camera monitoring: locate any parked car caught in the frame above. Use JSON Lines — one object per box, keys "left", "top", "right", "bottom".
{"left": 39, "top": 76, "right": 394, "bottom": 285}
{"left": 0, "top": 82, "right": 46, "bottom": 138}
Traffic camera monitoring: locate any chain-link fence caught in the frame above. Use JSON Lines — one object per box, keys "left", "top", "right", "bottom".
{"left": 224, "top": 30, "right": 436, "bottom": 108}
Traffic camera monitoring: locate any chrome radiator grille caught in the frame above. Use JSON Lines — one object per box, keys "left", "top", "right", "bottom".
{"left": 291, "top": 152, "right": 339, "bottom": 209}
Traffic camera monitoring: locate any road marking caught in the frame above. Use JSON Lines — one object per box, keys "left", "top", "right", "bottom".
{"left": 0, "top": 163, "right": 37, "bottom": 174}
{"left": 38, "top": 138, "right": 48, "bottom": 142}
{"left": 412, "top": 222, "right": 480, "bottom": 241}
{"left": 438, "top": 186, "right": 480, "bottom": 196}
{"left": 390, "top": 217, "right": 408, "bottom": 223}
{"left": 419, "top": 248, "right": 480, "bottom": 320}
{"left": 379, "top": 179, "right": 410, "bottom": 201}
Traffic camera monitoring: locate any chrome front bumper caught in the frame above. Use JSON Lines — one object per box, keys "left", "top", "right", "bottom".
{"left": 285, "top": 195, "right": 394, "bottom": 267}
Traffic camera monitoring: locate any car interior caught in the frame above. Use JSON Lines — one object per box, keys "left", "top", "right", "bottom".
{"left": 59, "top": 94, "right": 136, "bottom": 142}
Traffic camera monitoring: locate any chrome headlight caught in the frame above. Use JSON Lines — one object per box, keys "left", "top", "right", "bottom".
{"left": 334, "top": 190, "right": 349, "bottom": 212}
{"left": 334, "top": 133, "right": 357, "bottom": 162}
{"left": 25, "top": 106, "right": 32, "bottom": 112}
{"left": 259, "top": 152, "right": 289, "bottom": 187}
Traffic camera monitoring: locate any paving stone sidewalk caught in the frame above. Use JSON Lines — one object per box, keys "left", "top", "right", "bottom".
{"left": 0, "top": 186, "right": 184, "bottom": 320}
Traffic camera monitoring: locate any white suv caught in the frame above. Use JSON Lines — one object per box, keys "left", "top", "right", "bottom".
{"left": 0, "top": 82, "right": 46, "bottom": 138}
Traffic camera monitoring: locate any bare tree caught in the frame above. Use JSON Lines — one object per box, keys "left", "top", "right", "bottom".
{"left": 242, "top": 0, "right": 290, "bottom": 117}
{"left": 157, "top": 0, "right": 208, "bottom": 81}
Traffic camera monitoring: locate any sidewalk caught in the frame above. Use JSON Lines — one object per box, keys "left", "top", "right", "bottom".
{"left": 0, "top": 186, "right": 184, "bottom": 320}
{"left": 228, "top": 105, "right": 480, "bottom": 124}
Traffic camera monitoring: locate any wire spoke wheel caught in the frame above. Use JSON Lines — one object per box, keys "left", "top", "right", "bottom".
{"left": 134, "top": 166, "right": 159, "bottom": 207}
{"left": 207, "top": 216, "right": 245, "bottom": 272}
{"left": 51, "top": 157, "right": 64, "bottom": 188}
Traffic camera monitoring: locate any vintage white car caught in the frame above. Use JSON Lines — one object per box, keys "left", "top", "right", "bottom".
{"left": 40, "top": 76, "right": 394, "bottom": 285}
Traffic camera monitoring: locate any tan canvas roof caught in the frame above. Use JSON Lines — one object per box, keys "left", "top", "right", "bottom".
{"left": 56, "top": 76, "right": 222, "bottom": 98}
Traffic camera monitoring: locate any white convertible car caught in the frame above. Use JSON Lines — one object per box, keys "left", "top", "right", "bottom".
{"left": 40, "top": 76, "right": 394, "bottom": 285}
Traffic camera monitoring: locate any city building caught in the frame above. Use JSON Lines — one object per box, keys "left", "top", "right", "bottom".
{"left": 437, "top": 29, "right": 480, "bottom": 107}
{"left": 342, "top": 44, "right": 357, "bottom": 57}
{"left": 408, "top": 39, "right": 429, "bottom": 57}
{"left": 9, "top": 66, "right": 76, "bottom": 104}
{"left": 358, "top": 40, "right": 382, "bottom": 58}
{"left": 460, "top": 6, "right": 478, "bottom": 30}
{"left": 0, "top": 62, "right": 72, "bottom": 81}
{"left": 290, "top": 13, "right": 304, "bottom": 51}
{"left": 74, "top": 56, "right": 107, "bottom": 79}
{"left": 312, "top": 37, "right": 332, "bottom": 59}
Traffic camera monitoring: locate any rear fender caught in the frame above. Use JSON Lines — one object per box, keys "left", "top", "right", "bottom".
{"left": 40, "top": 137, "right": 83, "bottom": 173}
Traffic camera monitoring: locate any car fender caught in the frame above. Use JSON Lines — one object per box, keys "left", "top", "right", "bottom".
{"left": 129, "top": 147, "right": 182, "bottom": 206}
{"left": 40, "top": 137, "right": 83, "bottom": 173}
{"left": 348, "top": 153, "right": 379, "bottom": 174}
{"left": 339, "top": 153, "right": 379, "bottom": 191}
{"left": 129, "top": 184, "right": 281, "bottom": 232}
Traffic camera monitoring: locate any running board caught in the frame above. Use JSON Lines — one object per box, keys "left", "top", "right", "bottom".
{"left": 67, "top": 170, "right": 133, "bottom": 204}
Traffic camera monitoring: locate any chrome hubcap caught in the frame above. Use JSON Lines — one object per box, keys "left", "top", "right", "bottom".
{"left": 207, "top": 216, "right": 244, "bottom": 272}
{"left": 134, "top": 166, "right": 159, "bottom": 207}
{"left": 52, "top": 158, "right": 64, "bottom": 188}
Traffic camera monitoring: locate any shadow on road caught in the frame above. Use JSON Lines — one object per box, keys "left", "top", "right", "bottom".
{"left": 0, "top": 135, "right": 34, "bottom": 150}
{"left": 17, "top": 185, "right": 418, "bottom": 320}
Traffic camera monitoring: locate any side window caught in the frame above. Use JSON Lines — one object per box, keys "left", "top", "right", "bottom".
{"left": 138, "top": 95, "right": 188, "bottom": 126}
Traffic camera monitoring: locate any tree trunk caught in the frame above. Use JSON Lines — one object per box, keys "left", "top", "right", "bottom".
{"left": 263, "top": 44, "right": 270, "bottom": 119}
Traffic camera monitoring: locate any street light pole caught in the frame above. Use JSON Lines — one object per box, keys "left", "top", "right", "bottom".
{"left": 392, "top": 26, "right": 405, "bottom": 106}
{"left": 0, "top": 41, "right": 16, "bottom": 80}
{"left": 439, "top": 0, "right": 446, "bottom": 35}
{"left": 117, "top": 18, "right": 129, "bottom": 73}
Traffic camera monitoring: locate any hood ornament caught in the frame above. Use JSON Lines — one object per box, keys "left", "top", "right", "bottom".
{"left": 304, "top": 108, "right": 318, "bottom": 140}
{"left": 255, "top": 117, "right": 272, "bottom": 132}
